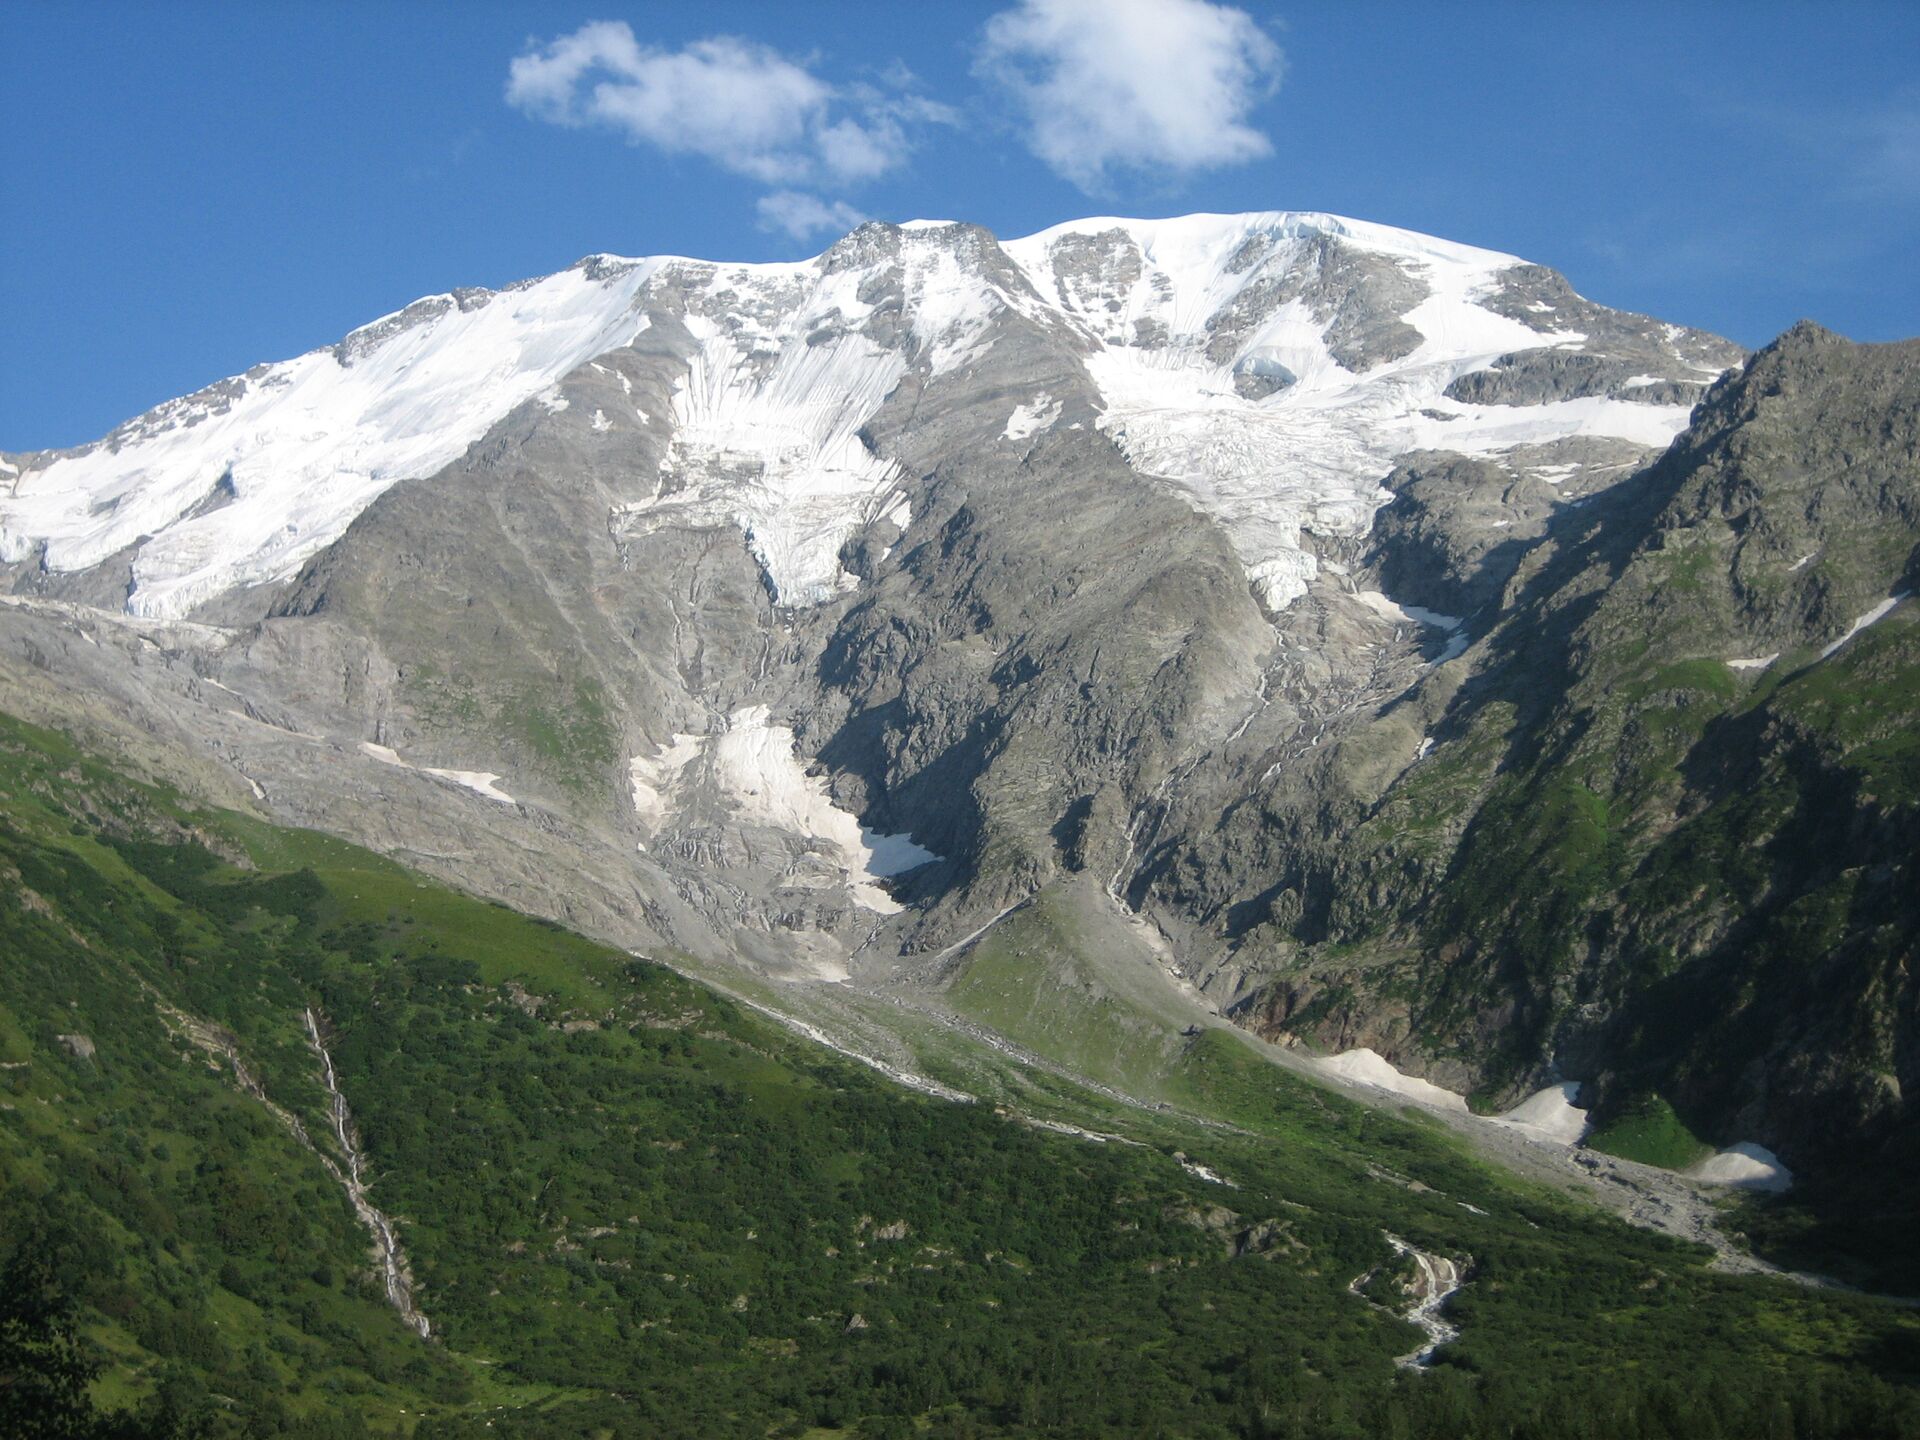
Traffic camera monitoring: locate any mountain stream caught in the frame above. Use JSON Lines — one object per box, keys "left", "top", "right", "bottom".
{"left": 1349, "top": 1233, "right": 1468, "bottom": 1368}
{"left": 304, "top": 1009, "right": 431, "bottom": 1337}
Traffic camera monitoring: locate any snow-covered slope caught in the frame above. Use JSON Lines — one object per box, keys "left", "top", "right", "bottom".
{"left": 1004, "top": 213, "right": 1713, "bottom": 606}
{"left": 611, "top": 301, "right": 909, "bottom": 606}
{"left": 2, "top": 211, "right": 1735, "bottom": 618}
{"left": 1, "top": 260, "right": 662, "bottom": 616}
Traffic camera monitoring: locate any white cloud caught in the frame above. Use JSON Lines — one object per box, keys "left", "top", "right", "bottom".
{"left": 816, "top": 116, "right": 902, "bottom": 183}
{"left": 977, "top": 0, "right": 1283, "bottom": 190}
{"left": 507, "top": 21, "right": 939, "bottom": 188}
{"left": 757, "top": 191, "right": 870, "bottom": 242}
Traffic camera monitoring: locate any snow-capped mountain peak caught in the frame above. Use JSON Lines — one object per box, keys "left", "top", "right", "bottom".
{"left": 1, "top": 211, "right": 1741, "bottom": 618}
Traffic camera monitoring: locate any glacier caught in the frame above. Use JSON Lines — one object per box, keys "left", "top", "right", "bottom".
{"left": 1003, "top": 212, "right": 1700, "bottom": 608}
{"left": 2, "top": 260, "right": 662, "bottom": 616}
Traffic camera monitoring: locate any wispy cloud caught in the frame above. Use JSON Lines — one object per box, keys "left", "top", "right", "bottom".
{"left": 507, "top": 21, "right": 952, "bottom": 230}
{"left": 976, "top": 0, "right": 1282, "bottom": 191}
{"left": 1847, "top": 97, "right": 1920, "bottom": 204}
{"left": 757, "top": 190, "right": 869, "bottom": 242}
{"left": 1703, "top": 86, "right": 1920, "bottom": 210}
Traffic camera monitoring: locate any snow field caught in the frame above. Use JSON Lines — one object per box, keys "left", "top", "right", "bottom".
{"left": 626, "top": 707, "right": 940, "bottom": 919}
{"left": 2, "top": 263, "right": 659, "bottom": 616}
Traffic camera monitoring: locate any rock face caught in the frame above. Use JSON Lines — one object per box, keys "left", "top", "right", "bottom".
{"left": 4, "top": 212, "right": 1911, "bottom": 1205}
{"left": 1166, "top": 324, "right": 1919, "bottom": 1184}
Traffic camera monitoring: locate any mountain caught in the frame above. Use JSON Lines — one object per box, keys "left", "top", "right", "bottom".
{"left": 1178, "top": 323, "right": 1920, "bottom": 1274}
{"left": 1, "top": 211, "right": 1913, "bottom": 1288}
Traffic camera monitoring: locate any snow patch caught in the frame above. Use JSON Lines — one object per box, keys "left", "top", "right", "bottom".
{"left": 1490, "top": 1082, "right": 1589, "bottom": 1145}
{"left": 1353, "top": 591, "right": 1463, "bottom": 631}
{"left": 862, "top": 828, "right": 942, "bottom": 877}
{"left": 1726, "top": 654, "right": 1778, "bottom": 672}
{"left": 359, "top": 740, "right": 514, "bottom": 804}
{"left": 1820, "top": 593, "right": 1909, "bottom": 660}
{"left": 1313, "top": 1048, "right": 1469, "bottom": 1112}
{"left": 628, "top": 734, "right": 703, "bottom": 831}
{"left": 423, "top": 768, "right": 515, "bottom": 804}
{"left": 1686, "top": 1142, "right": 1793, "bottom": 1193}
{"left": 1003, "top": 393, "right": 1060, "bottom": 442}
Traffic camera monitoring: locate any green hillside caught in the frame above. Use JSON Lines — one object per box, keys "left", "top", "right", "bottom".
{"left": 3, "top": 710, "right": 1916, "bottom": 1438}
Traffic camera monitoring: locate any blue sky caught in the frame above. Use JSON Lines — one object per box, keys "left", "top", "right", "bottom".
{"left": 4, "top": 1, "right": 1917, "bottom": 451}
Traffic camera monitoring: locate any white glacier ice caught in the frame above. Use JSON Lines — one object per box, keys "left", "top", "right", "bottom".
{"left": 1003, "top": 212, "right": 1700, "bottom": 609}
{"left": 1, "top": 261, "right": 660, "bottom": 616}
{"left": 614, "top": 316, "right": 910, "bottom": 605}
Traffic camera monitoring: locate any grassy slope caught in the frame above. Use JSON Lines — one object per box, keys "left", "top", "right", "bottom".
{"left": 943, "top": 880, "right": 1213, "bottom": 1101}
{"left": 1409, "top": 600, "right": 1920, "bottom": 1283}
{"left": 3, "top": 709, "right": 1917, "bottom": 1438}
